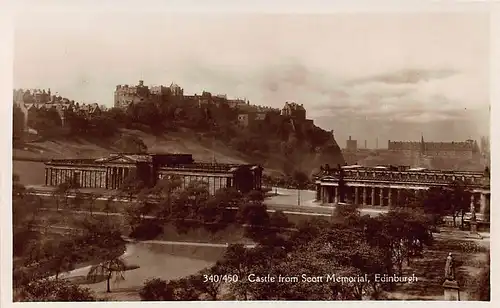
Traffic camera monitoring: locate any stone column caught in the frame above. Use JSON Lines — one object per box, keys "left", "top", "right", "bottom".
{"left": 470, "top": 194, "right": 478, "bottom": 233}
{"left": 354, "top": 187, "right": 360, "bottom": 205}
{"left": 117, "top": 167, "right": 121, "bottom": 189}
{"left": 316, "top": 184, "right": 321, "bottom": 201}
{"left": 44, "top": 168, "right": 48, "bottom": 185}
{"left": 379, "top": 187, "right": 384, "bottom": 206}
{"left": 115, "top": 167, "right": 119, "bottom": 189}
{"left": 362, "top": 186, "right": 367, "bottom": 206}
{"left": 397, "top": 189, "right": 401, "bottom": 206}
{"left": 480, "top": 193, "right": 487, "bottom": 215}
{"left": 105, "top": 168, "right": 110, "bottom": 189}
{"left": 110, "top": 167, "right": 114, "bottom": 189}
{"left": 388, "top": 188, "right": 392, "bottom": 207}
{"left": 335, "top": 186, "right": 339, "bottom": 204}
{"left": 371, "top": 187, "right": 376, "bottom": 206}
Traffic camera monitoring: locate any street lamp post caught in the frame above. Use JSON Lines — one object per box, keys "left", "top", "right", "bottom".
{"left": 297, "top": 186, "right": 301, "bottom": 206}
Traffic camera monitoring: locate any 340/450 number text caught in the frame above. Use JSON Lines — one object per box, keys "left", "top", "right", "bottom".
{"left": 203, "top": 275, "right": 239, "bottom": 283}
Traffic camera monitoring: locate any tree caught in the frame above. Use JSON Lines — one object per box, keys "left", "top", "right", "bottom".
{"left": 199, "top": 187, "right": 241, "bottom": 233}
{"left": 195, "top": 263, "right": 226, "bottom": 300}
{"left": 27, "top": 107, "right": 62, "bottom": 138}
{"left": 288, "top": 217, "right": 332, "bottom": 250}
{"left": 40, "top": 239, "right": 78, "bottom": 280}
{"left": 13, "top": 104, "right": 25, "bottom": 144}
{"left": 148, "top": 176, "right": 183, "bottom": 220}
{"left": 113, "top": 134, "right": 148, "bottom": 153}
{"left": 85, "top": 192, "right": 102, "bottom": 216}
{"left": 120, "top": 169, "right": 148, "bottom": 201}
{"left": 333, "top": 202, "right": 361, "bottom": 225}
{"left": 421, "top": 187, "right": 452, "bottom": 225}
{"left": 168, "top": 276, "right": 204, "bottom": 300}
{"left": 176, "top": 180, "right": 210, "bottom": 222}
{"left": 53, "top": 180, "right": 80, "bottom": 210}
{"left": 13, "top": 174, "right": 43, "bottom": 257}
{"left": 139, "top": 278, "right": 174, "bottom": 301}
{"left": 219, "top": 244, "right": 255, "bottom": 300}
{"left": 77, "top": 216, "right": 126, "bottom": 293}
{"left": 87, "top": 258, "right": 127, "bottom": 293}
{"left": 16, "top": 279, "right": 96, "bottom": 302}
{"left": 449, "top": 181, "right": 472, "bottom": 229}
{"left": 368, "top": 209, "right": 433, "bottom": 275}
{"left": 477, "top": 257, "right": 490, "bottom": 301}
{"left": 236, "top": 199, "right": 270, "bottom": 243}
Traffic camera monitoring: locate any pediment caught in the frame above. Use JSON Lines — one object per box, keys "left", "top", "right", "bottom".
{"left": 95, "top": 154, "right": 136, "bottom": 164}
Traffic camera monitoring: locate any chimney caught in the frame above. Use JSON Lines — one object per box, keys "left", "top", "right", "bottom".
{"left": 349, "top": 136, "right": 352, "bottom": 140}
{"left": 364, "top": 140, "right": 367, "bottom": 149}
{"left": 376, "top": 138, "right": 378, "bottom": 149}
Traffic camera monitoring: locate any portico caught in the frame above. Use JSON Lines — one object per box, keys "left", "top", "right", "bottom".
{"left": 315, "top": 166, "right": 490, "bottom": 219}
{"left": 317, "top": 182, "right": 428, "bottom": 207}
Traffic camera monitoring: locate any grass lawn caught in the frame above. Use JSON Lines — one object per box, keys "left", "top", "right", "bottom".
{"left": 386, "top": 229, "right": 489, "bottom": 300}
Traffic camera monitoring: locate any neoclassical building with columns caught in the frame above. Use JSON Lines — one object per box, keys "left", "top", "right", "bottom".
{"left": 44, "top": 153, "right": 263, "bottom": 195}
{"left": 315, "top": 165, "right": 490, "bottom": 220}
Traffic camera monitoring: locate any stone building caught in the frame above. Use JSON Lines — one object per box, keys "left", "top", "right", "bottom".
{"left": 44, "top": 153, "right": 263, "bottom": 195}
{"left": 228, "top": 99, "right": 248, "bottom": 109}
{"left": 346, "top": 136, "right": 358, "bottom": 152}
{"left": 315, "top": 165, "right": 490, "bottom": 221}
{"left": 237, "top": 112, "right": 266, "bottom": 129}
{"left": 114, "top": 80, "right": 151, "bottom": 109}
{"left": 281, "top": 102, "right": 306, "bottom": 121}
{"left": 388, "top": 136, "right": 480, "bottom": 160}
{"left": 14, "top": 89, "right": 101, "bottom": 130}
{"left": 113, "top": 80, "right": 200, "bottom": 109}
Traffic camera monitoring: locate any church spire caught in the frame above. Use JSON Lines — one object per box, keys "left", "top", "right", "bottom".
{"left": 420, "top": 133, "right": 425, "bottom": 154}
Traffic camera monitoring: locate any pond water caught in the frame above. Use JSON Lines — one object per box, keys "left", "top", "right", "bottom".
{"left": 60, "top": 242, "right": 221, "bottom": 300}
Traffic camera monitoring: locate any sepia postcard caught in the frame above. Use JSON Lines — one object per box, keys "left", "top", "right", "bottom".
{"left": 1, "top": 0, "right": 497, "bottom": 306}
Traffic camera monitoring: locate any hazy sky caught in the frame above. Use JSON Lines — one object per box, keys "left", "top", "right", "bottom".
{"left": 14, "top": 7, "right": 491, "bottom": 147}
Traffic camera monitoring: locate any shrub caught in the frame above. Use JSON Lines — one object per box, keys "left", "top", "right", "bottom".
{"left": 129, "top": 222, "right": 163, "bottom": 240}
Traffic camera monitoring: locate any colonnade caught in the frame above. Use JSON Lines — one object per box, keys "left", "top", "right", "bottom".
{"left": 315, "top": 184, "right": 490, "bottom": 216}
{"left": 316, "top": 184, "right": 424, "bottom": 207}
{"left": 106, "top": 166, "right": 131, "bottom": 189}
{"left": 45, "top": 166, "right": 133, "bottom": 189}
